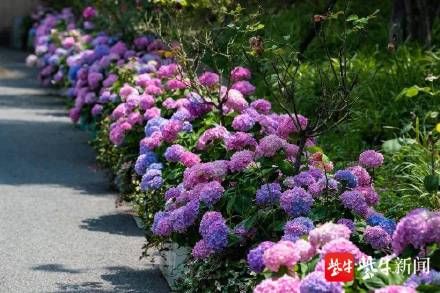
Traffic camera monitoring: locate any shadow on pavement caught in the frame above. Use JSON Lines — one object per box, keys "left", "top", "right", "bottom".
{"left": 54, "top": 266, "right": 169, "bottom": 293}
{"left": 32, "top": 264, "right": 83, "bottom": 274}
{"left": 80, "top": 213, "right": 144, "bottom": 237}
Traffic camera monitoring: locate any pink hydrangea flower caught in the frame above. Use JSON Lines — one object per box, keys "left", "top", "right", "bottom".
{"left": 254, "top": 276, "right": 300, "bottom": 293}
{"left": 308, "top": 223, "right": 351, "bottom": 248}
{"left": 374, "top": 285, "right": 416, "bottom": 293}
{"left": 263, "top": 240, "right": 300, "bottom": 272}
{"left": 321, "top": 238, "right": 367, "bottom": 262}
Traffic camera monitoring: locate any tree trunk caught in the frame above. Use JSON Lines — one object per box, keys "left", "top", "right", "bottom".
{"left": 389, "top": 0, "right": 440, "bottom": 50}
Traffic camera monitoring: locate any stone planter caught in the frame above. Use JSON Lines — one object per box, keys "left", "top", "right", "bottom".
{"left": 159, "top": 242, "right": 190, "bottom": 288}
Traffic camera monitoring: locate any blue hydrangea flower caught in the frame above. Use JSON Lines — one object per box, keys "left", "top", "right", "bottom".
{"left": 144, "top": 117, "right": 167, "bottom": 136}
{"left": 335, "top": 170, "right": 358, "bottom": 188}
{"left": 367, "top": 214, "right": 396, "bottom": 235}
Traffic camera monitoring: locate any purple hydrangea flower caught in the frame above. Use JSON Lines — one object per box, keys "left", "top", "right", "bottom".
{"left": 282, "top": 217, "right": 315, "bottom": 241}
{"left": 199, "top": 212, "right": 228, "bottom": 252}
{"left": 299, "top": 271, "right": 343, "bottom": 293}
{"left": 250, "top": 99, "right": 271, "bottom": 114}
{"left": 164, "top": 144, "right": 185, "bottom": 162}
{"left": 192, "top": 239, "right": 213, "bottom": 259}
{"left": 293, "top": 171, "right": 316, "bottom": 188}
{"left": 337, "top": 218, "right": 355, "bottom": 232}
{"left": 392, "top": 209, "right": 439, "bottom": 255}
{"left": 151, "top": 211, "right": 172, "bottom": 236}
{"left": 364, "top": 226, "right": 391, "bottom": 249}
{"left": 232, "top": 113, "right": 255, "bottom": 132}
{"left": 170, "top": 200, "right": 199, "bottom": 233}
{"left": 247, "top": 241, "right": 275, "bottom": 272}
{"left": 280, "top": 187, "right": 314, "bottom": 217}
{"left": 359, "top": 150, "right": 384, "bottom": 168}
{"left": 340, "top": 190, "right": 368, "bottom": 217}
{"left": 228, "top": 150, "right": 254, "bottom": 172}
{"left": 224, "top": 132, "right": 257, "bottom": 151}
{"left": 193, "top": 181, "right": 225, "bottom": 207}
{"left": 256, "top": 183, "right": 282, "bottom": 205}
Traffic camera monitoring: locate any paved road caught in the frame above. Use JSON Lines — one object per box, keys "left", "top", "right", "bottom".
{"left": 0, "top": 48, "right": 169, "bottom": 293}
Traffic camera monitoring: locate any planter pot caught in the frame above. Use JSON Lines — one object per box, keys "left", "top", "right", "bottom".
{"left": 159, "top": 242, "right": 190, "bottom": 288}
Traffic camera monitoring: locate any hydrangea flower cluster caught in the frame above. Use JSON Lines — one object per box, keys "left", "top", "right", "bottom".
{"left": 391, "top": 208, "right": 440, "bottom": 255}
{"left": 192, "top": 212, "right": 229, "bottom": 258}
{"left": 28, "top": 7, "right": 439, "bottom": 292}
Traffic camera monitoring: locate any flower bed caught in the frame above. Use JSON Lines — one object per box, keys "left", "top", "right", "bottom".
{"left": 26, "top": 5, "right": 440, "bottom": 292}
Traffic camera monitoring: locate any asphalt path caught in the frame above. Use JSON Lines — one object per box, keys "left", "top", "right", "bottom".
{"left": 0, "top": 48, "right": 169, "bottom": 293}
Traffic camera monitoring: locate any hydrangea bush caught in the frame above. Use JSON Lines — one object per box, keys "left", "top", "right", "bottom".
{"left": 27, "top": 5, "right": 440, "bottom": 292}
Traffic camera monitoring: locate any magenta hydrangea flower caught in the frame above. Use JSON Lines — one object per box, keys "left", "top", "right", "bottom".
{"left": 348, "top": 165, "right": 371, "bottom": 186}
{"left": 280, "top": 187, "right": 314, "bottom": 217}
{"left": 157, "top": 63, "right": 178, "bottom": 78}
{"left": 161, "top": 120, "right": 183, "bottom": 143}
{"left": 119, "top": 84, "right": 138, "bottom": 100}
{"left": 82, "top": 6, "right": 96, "bottom": 20}
{"left": 167, "top": 79, "right": 187, "bottom": 90}
{"left": 139, "top": 94, "right": 155, "bottom": 110}
{"left": 224, "top": 132, "right": 257, "bottom": 151}
{"left": 180, "top": 151, "right": 201, "bottom": 167}
{"left": 230, "top": 66, "right": 251, "bottom": 81}
{"left": 250, "top": 99, "right": 271, "bottom": 114}
{"left": 198, "top": 71, "right": 220, "bottom": 87}
{"left": 197, "top": 126, "right": 229, "bottom": 150}
{"left": 231, "top": 80, "right": 256, "bottom": 96}
{"left": 224, "top": 89, "right": 249, "bottom": 112}
{"left": 359, "top": 150, "right": 384, "bottom": 168}
{"left": 355, "top": 186, "right": 379, "bottom": 206}
{"left": 364, "top": 226, "right": 391, "bottom": 249}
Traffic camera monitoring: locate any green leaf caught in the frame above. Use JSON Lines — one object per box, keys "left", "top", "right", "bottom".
{"left": 382, "top": 139, "right": 402, "bottom": 153}
{"left": 405, "top": 86, "right": 419, "bottom": 97}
